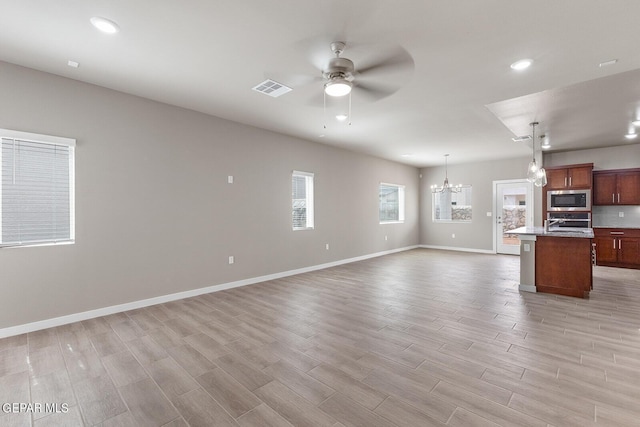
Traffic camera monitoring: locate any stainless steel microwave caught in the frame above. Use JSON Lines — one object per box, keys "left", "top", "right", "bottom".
{"left": 547, "top": 189, "right": 591, "bottom": 211}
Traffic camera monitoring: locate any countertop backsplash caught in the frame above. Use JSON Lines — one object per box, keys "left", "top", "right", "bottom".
{"left": 592, "top": 206, "right": 640, "bottom": 228}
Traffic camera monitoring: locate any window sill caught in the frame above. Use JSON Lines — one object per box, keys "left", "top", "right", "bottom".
{"left": 0, "top": 240, "right": 75, "bottom": 249}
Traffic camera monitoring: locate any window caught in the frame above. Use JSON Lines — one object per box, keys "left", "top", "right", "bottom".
{"left": 292, "top": 171, "right": 314, "bottom": 230}
{"left": 379, "top": 183, "right": 405, "bottom": 223}
{"left": 1, "top": 129, "right": 76, "bottom": 247}
{"left": 432, "top": 186, "right": 472, "bottom": 222}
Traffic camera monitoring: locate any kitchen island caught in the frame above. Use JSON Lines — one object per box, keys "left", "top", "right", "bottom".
{"left": 510, "top": 227, "right": 594, "bottom": 298}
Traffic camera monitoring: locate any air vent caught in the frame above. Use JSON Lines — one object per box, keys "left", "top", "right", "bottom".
{"left": 512, "top": 135, "right": 532, "bottom": 142}
{"left": 252, "top": 79, "right": 292, "bottom": 98}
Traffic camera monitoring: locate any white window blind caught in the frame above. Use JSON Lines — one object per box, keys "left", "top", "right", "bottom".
{"left": 1, "top": 129, "right": 75, "bottom": 247}
{"left": 292, "top": 171, "right": 314, "bottom": 230}
{"left": 379, "top": 183, "right": 405, "bottom": 223}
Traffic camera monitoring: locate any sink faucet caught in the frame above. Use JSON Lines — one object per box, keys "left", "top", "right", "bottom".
{"left": 544, "top": 219, "right": 564, "bottom": 232}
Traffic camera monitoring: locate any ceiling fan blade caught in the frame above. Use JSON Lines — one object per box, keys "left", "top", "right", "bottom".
{"left": 353, "top": 81, "right": 401, "bottom": 102}
{"left": 355, "top": 45, "right": 414, "bottom": 79}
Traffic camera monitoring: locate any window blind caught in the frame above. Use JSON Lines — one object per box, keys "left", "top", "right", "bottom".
{"left": 292, "top": 171, "right": 314, "bottom": 230}
{"left": 1, "top": 135, "right": 75, "bottom": 247}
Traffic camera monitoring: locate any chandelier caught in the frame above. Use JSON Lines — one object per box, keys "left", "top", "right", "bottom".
{"left": 526, "top": 122, "right": 547, "bottom": 187}
{"left": 431, "top": 154, "right": 462, "bottom": 193}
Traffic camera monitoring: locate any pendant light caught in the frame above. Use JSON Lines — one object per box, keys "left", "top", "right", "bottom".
{"left": 431, "top": 154, "right": 462, "bottom": 193}
{"left": 526, "top": 122, "right": 547, "bottom": 187}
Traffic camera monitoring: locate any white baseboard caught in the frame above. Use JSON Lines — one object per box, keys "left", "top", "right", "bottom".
{"left": 519, "top": 284, "right": 537, "bottom": 293}
{"left": 419, "top": 244, "right": 495, "bottom": 254}
{"left": 0, "top": 245, "right": 419, "bottom": 339}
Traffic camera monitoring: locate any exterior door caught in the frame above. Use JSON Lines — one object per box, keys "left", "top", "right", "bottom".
{"left": 495, "top": 180, "right": 533, "bottom": 255}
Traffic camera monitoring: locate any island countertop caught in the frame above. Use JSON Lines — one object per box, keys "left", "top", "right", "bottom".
{"left": 509, "top": 226, "right": 594, "bottom": 239}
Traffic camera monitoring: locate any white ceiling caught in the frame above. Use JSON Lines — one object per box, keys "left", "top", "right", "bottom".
{"left": 2, "top": 0, "right": 640, "bottom": 167}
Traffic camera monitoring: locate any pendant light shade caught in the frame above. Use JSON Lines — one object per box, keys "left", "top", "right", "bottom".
{"left": 525, "top": 122, "right": 547, "bottom": 187}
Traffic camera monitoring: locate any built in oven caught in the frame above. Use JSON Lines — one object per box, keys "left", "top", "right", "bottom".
{"left": 547, "top": 212, "right": 591, "bottom": 228}
{"left": 547, "top": 189, "right": 591, "bottom": 211}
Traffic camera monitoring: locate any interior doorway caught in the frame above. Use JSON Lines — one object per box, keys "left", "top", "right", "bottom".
{"left": 495, "top": 180, "right": 533, "bottom": 255}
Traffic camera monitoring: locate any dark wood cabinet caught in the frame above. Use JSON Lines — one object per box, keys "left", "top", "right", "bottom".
{"left": 545, "top": 164, "right": 593, "bottom": 190}
{"left": 535, "top": 235, "right": 593, "bottom": 298}
{"left": 542, "top": 163, "right": 593, "bottom": 213}
{"left": 594, "top": 228, "right": 640, "bottom": 269}
{"left": 593, "top": 169, "right": 640, "bottom": 205}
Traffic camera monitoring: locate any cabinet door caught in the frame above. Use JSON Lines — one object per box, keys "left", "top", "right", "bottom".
{"left": 568, "top": 166, "right": 592, "bottom": 188}
{"left": 546, "top": 168, "right": 568, "bottom": 189}
{"left": 617, "top": 171, "right": 640, "bottom": 205}
{"left": 619, "top": 237, "right": 640, "bottom": 266}
{"left": 594, "top": 237, "right": 617, "bottom": 263}
{"left": 593, "top": 173, "right": 617, "bottom": 205}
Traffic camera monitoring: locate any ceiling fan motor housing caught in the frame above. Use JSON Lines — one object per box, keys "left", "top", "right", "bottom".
{"left": 323, "top": 57, "right": 355, "bottom": 81}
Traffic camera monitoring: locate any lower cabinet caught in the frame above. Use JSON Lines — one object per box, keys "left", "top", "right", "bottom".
{"left": 594, "top": 228, "right": 640, "bottom": 269}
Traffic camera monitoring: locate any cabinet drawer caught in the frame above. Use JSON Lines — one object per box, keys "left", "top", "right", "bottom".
{"left": 593, "top": 228, "right": 640, "bottom": 238}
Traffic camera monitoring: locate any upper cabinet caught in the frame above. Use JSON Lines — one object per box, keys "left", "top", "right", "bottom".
{"left": 593, "top": 169, "right": 640, "bottom": 205}
{"left": 545, "top": 164, "right": 593, "bottom": 190}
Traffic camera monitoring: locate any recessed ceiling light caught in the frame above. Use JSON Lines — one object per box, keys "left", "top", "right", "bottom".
{"left": 632, "top": 119, "right": 640, "bottom": 126}
{"left": 625, "top": 133, "right": 637, "bottom": 139}
{"left": 90, "top": 17, "right": 120, "bottom": 34}
{"left": 510, "top": 59, "right": 533, "bottom": 71}
{"left": 335, "top": 114, "right": 348, "bottom": 121}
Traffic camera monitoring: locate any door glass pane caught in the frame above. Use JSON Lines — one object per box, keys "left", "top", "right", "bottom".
{"left": 502, "top": 187, "right": 527, "bottom": 246}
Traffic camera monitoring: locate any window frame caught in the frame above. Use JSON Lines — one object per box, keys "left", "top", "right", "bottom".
{"left": 0, "top": 128, "right": 76, "bottom": 248}
{"left": 432, "top": 185, "right": 473, "bottom": 223}
{"left": 291, "top": 170, "right": 314, "bottom": 231}
{"left": 379, "top": 182, "right": 405, "bottom": 224}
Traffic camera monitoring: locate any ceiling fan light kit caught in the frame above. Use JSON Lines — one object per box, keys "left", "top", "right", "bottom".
{"left": 324, "top": 78, "right": 352, "bottom": 97}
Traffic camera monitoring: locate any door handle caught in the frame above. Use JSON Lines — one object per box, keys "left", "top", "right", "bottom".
{"left": 565, "top": 177, "right": 568, "bottom": 187}
{"left": 613, "top": 239, "right": 616, "bottom": 249}
{"left": 618, "top": 193, "right": 620, "bottom": 203}
{"left": 569, "top": 176, "right": 572, "bottom": 187}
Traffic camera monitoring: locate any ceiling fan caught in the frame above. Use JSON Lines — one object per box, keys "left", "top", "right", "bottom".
{"left": 321, "top": 41, "right": 414, "bottom": 101}
{"left": 268, "top": 40, "right": 414, "bottom": 104}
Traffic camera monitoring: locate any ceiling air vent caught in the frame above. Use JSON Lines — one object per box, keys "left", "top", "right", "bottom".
{"left": 512, "top": 135, "right": 532, "bottom": 142}
{"left": 252, "top": 79, "right": 292, "bottom": 98}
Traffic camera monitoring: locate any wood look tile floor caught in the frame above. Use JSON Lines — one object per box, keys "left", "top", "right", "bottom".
{"left": 2, "top": 248, "right": 640, "bottom": 426}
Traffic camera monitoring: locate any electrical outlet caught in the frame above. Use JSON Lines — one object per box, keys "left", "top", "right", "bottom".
{"left": 452, "top": 233, "right": 456, "bottom": 238}
{"left": 385, "top": 235, "right": 388, "bottom": 241}
{"left": 524, "top": 243, "right": 531, "bottom": 252}
{"left": 619, "top": 211, "right": 625, "bottom": 218}
{"left": 228, "top": 175, "right": 234, "bottom": 184}
{"left": 486, "top": 212, "right": 492, "bottom": 217}
{"left": 325, "top": 243, "right": 329, "bottom": 250}
{"left": 228, "top": 256, "right": 234, "bottom": 264}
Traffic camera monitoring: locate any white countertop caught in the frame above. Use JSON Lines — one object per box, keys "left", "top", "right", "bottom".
{"left": 508, "top": 226, "right": 594, "bottom": 239}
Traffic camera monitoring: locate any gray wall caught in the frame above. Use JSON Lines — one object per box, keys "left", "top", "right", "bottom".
{"left": 419, "top": 156, "right": 530, "bottom": 251}
{"left": 544, "top": 144, "right": 640, "bottom": 170}
{"left": 0, "top": 62, "right": 419, "bottom": 329}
